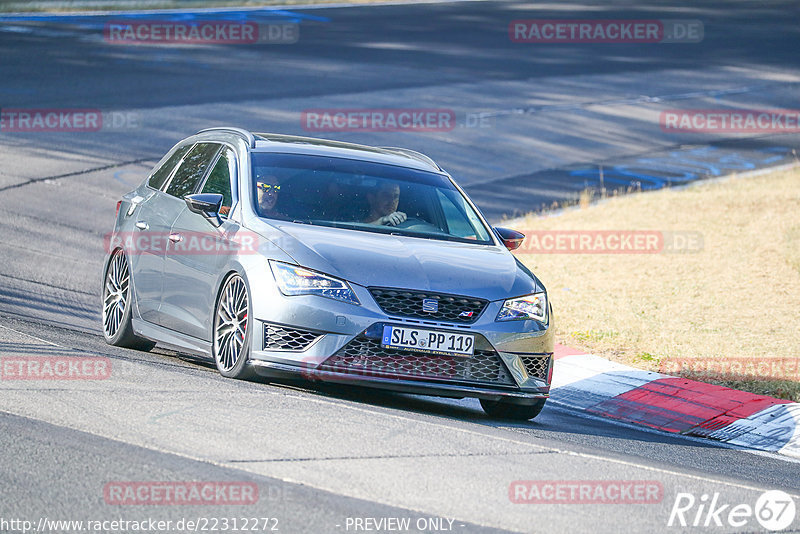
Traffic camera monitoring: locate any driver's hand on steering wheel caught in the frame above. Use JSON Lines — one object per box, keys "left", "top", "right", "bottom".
{"left": 378, "top": 211, "right": 407, "bottom": 226}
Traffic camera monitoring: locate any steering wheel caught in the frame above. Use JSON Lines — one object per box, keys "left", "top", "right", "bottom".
{"left": 393, "top": 217, "right": 440, "bottom": 232}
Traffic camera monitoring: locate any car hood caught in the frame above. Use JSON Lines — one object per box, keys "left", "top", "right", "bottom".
{"left": 257, "top": 222, "right": 543, "bottom": 301}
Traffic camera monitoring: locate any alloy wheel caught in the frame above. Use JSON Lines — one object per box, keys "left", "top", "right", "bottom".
{"left": 103, "top": 249, "right": 129, "bottom": 339}
{"left": 214, "top": 274, "right": 249, "bottom": 372}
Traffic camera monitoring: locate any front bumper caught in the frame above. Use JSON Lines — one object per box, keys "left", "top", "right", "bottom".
{"left": 246, "top": 281, "right": 553, "bottom": 400}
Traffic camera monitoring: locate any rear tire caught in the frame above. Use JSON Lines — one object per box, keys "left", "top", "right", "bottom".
{"left": 213, "top": 273, "right": 256, "bottom": 380}
{"left": 102, "top": 249, "right": 155, "bottom": 351}
{"left": 480, "top": 398, "right": 547, "bottom": 421}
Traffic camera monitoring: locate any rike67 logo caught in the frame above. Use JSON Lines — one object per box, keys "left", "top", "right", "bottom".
{"left": 668, "top": 490, "right": 796, "bottom": 531}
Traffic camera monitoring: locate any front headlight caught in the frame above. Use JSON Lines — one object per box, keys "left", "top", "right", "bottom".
{"left": 269, "top": 261, "right": 360, "bottom": 305}
{"left": 496, "top": 293, "right": 547, "bottom": 322}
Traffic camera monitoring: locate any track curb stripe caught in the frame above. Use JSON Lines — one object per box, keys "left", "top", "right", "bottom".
{"left": 550, "top": 347, "right": 800, "bottom": 458}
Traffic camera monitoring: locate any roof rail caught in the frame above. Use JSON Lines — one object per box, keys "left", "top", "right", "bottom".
{"left": 196, "top": 127, "right": 256, "bottom": 148}
{"left": 379, "top": 147, "right": 441, "bottom": 171}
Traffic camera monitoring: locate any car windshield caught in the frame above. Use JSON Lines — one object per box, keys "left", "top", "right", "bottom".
{"left": 251, "top": 153, "right": 494, "bottom": 245}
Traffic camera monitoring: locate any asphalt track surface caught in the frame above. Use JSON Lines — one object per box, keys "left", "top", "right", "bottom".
{"left": 1, "top": 1, "right": 800, "bottom": 533}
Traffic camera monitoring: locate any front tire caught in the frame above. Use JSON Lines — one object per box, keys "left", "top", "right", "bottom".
{"left": 480, "top": 398, "right": 547, "bottom": 421}
{"left": 102, "top": 249, "right": 155, "bottom": 351}
{"left": 213, "top": 273, "right": 256, "bottom": 380}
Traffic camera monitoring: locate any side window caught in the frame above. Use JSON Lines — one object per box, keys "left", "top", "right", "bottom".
{"left": 165, "top": 143, "right": 221, "bottom": 199}
{"left": 436, "top": 189, "right": 490, "bottom": 241}
{"left": 148, "top": 144, "right": 191, "bottom": 190}
{"left": 200, "top": 148, "right": 236, "bottom": 217}
{"left": 437, "top": 190, "right": 473, "bottom": 237}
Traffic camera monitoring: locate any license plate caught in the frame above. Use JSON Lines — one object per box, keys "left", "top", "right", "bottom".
{"left": 381, "top": 326, "right": 474, "bottom": 356}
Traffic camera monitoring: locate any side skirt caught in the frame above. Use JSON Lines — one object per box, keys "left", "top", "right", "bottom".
{"left": 132, "top": 318, "right": 212, "bottom": 359}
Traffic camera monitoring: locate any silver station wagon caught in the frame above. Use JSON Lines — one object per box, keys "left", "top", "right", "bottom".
{"left": 102, "top": 127, "right": 553, "bottom": 420}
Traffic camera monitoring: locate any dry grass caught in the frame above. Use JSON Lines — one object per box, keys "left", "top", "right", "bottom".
{"left": 512, "top": 166, "right": 800, "bottom": 400}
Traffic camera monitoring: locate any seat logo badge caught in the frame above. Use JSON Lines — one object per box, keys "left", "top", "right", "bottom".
{"left": 422, "top": 299, "right": 438, "bottom": 313}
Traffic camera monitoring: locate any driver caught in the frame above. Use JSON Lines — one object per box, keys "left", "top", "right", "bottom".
{"left": 256, "top": 174, "right": 283, "bottom": 217}
{"left": 364, "top": 181, "right": 406, "bottom": 226}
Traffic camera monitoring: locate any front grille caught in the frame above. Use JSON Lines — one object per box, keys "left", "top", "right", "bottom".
{"left": 263, "top": 323, "right": 321, "bottom": 351}
{"left": 369, "top": 287, "right": 488, "bottom": 323}
{"left": 319, "top": 336, "right": 515, "bottom": 385}
{"left": 519, "top": 355, "right": 551, "bottom": 381}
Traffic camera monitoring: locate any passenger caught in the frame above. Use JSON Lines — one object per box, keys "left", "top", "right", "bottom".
{"left": 256, "top": 175, "right": 283, "bottom": 218}
{"left": 364, "top": 181, "right": 406, "bottom": 226}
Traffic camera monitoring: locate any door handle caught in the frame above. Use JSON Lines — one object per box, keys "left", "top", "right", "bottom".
{"left": 135, "top": 221, "right": 149, "bottom": 231}
{"left": 169, "top": 233, "right": 183, "bottom": 243}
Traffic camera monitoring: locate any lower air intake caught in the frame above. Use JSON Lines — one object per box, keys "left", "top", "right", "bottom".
{"left": 319, "top": 336, "right": 515, "bottom": 385}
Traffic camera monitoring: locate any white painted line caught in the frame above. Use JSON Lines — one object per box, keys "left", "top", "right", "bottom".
{"left": 2, "top": 405, "right": 794, "bottom": 501}
{"left": 3, "top": 320, "right": 796, "bottom": 486}
{"left": 0, "top": 323, "right": 62, "bottom": 347}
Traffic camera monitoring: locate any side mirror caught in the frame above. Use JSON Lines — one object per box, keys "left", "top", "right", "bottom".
{"left": 184, "top": 193, "right": 224, "bottom": 227}
{"left": 494, "top": 227, "right": 525, "bottom": 251}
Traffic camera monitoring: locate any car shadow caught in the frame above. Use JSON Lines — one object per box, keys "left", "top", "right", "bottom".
{"left": 165, "top": 353, "right": 775, "bottom": 455}
{"left": 241, "top": 371, "right": 732, "bottom": 450}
